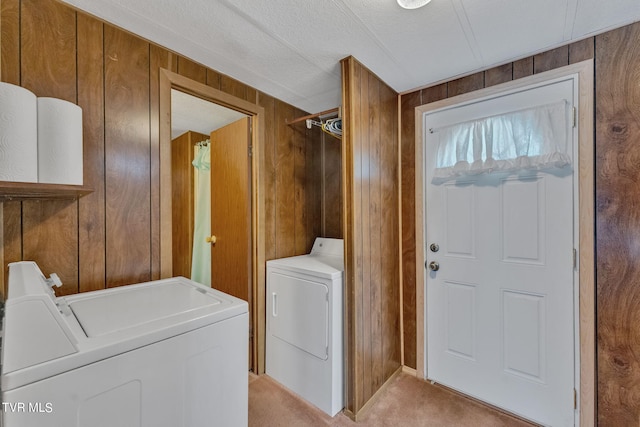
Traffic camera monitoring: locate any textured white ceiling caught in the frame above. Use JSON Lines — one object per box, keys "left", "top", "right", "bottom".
{"left": 171, "top": 89, "right": 246, "bottom": 139}
{"left": 61, "top": 0, "right": 640, "bottom": 114}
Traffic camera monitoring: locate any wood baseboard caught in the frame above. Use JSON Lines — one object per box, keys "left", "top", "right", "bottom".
{"left": 351, "top": 366, "right": 404, "bottom": 422}
{"left": 401, "top": 365, "right": 417, "bottom": 376}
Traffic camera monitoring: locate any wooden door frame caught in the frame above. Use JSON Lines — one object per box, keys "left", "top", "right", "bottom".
{"left": 414, "top": 60, "right": 595, "bottom": 426}
{"left": 159, "top": 69, "right": 265, "bottom": 373}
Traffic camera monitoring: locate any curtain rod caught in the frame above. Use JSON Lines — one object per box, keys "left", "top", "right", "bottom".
{"left": 286, "top": 107, "right": 340, "bottom": 125}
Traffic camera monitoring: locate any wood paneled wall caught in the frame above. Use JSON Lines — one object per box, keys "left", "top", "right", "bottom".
{"left": 401, "top": 20, "right": 640, "bottom": 425}
{"left": 0, "top": 0, "right": 324, "bottom": 297}
{"left": 322, "top": 131, "right": 343, "bottom": 239}
{"left": 594, "top": 23, "right": 640, "bottom": 425}
{"left": 342, "top": 56, "right": 401, "bottom": 417}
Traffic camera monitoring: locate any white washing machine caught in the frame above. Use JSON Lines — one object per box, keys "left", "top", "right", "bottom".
{"left": 0, "top": 261, "right": 248, "bottom": 427}
{"left": 266, "top": 237, "right": 343, "bottom": 417}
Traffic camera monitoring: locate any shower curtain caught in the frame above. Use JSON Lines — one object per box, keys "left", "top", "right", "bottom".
{"left": 191, "top": 141, "right": 211, "bottom": 286}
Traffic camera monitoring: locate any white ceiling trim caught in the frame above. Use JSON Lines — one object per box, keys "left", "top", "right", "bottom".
{"left": 451, "top": 0, "right": 484, "bottom": 66}
{"left": 563, "top": 0, "right": 580, "bottom": 40}
{"left": 332, "top": 0, "right": 418, "bottom": 84}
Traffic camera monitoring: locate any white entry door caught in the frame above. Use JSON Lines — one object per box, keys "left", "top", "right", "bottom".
{"left": 424, "top": 78, "right": 577, "bottom": 426}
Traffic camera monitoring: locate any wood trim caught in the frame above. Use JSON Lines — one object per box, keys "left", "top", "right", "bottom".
{"left": 414, "top": 60, "right": 595, "bottom": 425}
{"left": 159, "top": 68, "right": 266, "bottom": 373}
{"left": 253, "top": 111, "right": 266, "bottom": 375}
{"left": 402, "top": 364, "right": 417, "bottom": 376}
{"left": 150, "top": 45, "right": 177, "bottom": 281}
{"left": 400, "top": 90, "right": 425, "bottom": 370}
{"left": 414, "top": 101, "right": 426, "bottom": 379}
{"left": 0, "top": 182, "right": 92, "bottom": 201}
{"left": 351, "top": 366, "right": 404, "bottom": 422}
{"left": 340, "top": 56, "right": 356, "bottom": 416}
{"left": 159, "top": 70, "right": 173, "bottom": 278}
{"left": 285, "top": 106, "right": 340, "bottom": 125}
{"left": 397, "top": 94, "right": 405, "bottom": 366}
{"left": 576, "top": 59, "right": 595, "bottom": 427}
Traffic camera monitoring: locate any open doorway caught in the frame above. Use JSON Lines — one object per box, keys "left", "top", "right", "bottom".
{"left": 160, "top": 70, "right": 265, "bottom": 374}
{"left": 169, "top": 90, "right": 248, "bottom": 284}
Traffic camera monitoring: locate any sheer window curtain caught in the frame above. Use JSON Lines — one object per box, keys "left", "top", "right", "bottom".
{"left": 432, "top": 100, "right": 571, "bottom": 180}
{"left": 191, "top": 141, "right": 211, "bottom": 286}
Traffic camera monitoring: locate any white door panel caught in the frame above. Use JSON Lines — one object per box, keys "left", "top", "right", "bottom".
{"left": 424, "top": 77, "right": 577, "bottom": 427}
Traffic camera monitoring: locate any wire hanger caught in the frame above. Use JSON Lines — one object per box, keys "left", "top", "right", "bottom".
{"left": 286, "top": 107, "right": 342, "bottom": 139}
{"left": 306, "top": 117, "right": 342, "bottom": 139}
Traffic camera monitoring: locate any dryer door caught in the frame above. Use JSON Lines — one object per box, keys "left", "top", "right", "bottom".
{"left": 269, "top": 272, "right": 329, "bottom": 360}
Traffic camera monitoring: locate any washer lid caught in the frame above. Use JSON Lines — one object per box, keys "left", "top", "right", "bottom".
{"left": 69, "top": 280, "right": 223, "bottom": 337}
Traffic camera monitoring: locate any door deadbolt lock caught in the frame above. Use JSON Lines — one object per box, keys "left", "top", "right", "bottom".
{"left": 427, "top": 261, "right": 439, "bottom": 271}
{"left": 429, "top": 243, "right": 439, "bottom": 253}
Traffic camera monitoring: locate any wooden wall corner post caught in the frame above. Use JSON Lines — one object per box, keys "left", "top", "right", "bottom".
{"left": 340, "top": 54, "right": 402, "bottom": 420}
{"left": 397, "top": 95, "right": 405, "bottom": 368}
{"left": 340, "top": 55, "right": 357, "bottom": 420}
{"left": 253, "top": 107, "right": 266, "bottom": 375}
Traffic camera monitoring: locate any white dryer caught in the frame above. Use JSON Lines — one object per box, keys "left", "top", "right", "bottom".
{"left": 0, "top": 261, "right": 248, "bottom": 427}
{"left": 266, "top": 237, "right": 343, "bottom": 417}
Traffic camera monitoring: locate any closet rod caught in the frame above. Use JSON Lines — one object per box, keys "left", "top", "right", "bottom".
{"left": 286, "top": 107, "right": 340, "bottom": 125}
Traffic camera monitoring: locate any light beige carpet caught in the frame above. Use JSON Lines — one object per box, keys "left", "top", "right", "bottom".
{"left": 248, "top": 372, "right": 537, "bottom": 426}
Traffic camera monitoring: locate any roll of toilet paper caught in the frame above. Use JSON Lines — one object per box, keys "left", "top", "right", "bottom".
{"left": 37, "top": 97, "right": 83, "bottom": 185}
{"left": 0, "top": 82, "right": 38, "bottom": 182}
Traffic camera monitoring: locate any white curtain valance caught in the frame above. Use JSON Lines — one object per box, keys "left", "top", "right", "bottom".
{"left": 432, "top": 100, "right": 571, "bottom": 180}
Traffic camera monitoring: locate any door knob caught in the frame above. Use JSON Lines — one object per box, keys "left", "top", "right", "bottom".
{"left": 427, "top": 261, "right": 439, "bottom": 271}
{"left": 205, "top": 235, "right": 217, "bottom": 244}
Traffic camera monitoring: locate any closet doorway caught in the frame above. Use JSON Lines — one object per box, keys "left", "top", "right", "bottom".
{"left": 160, "top": 70, "right": 265, "bottom": 373}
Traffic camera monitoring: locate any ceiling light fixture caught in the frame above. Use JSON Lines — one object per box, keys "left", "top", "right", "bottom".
{"left": 397, "top": 0, "right": 432, "bottom": 9}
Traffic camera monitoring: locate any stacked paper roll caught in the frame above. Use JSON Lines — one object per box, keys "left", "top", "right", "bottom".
{"left": 0, "top": 83, "right": 38, "bottom": 182}
{"left": 37, "top": 97, "right": 83, "bottom": 185}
